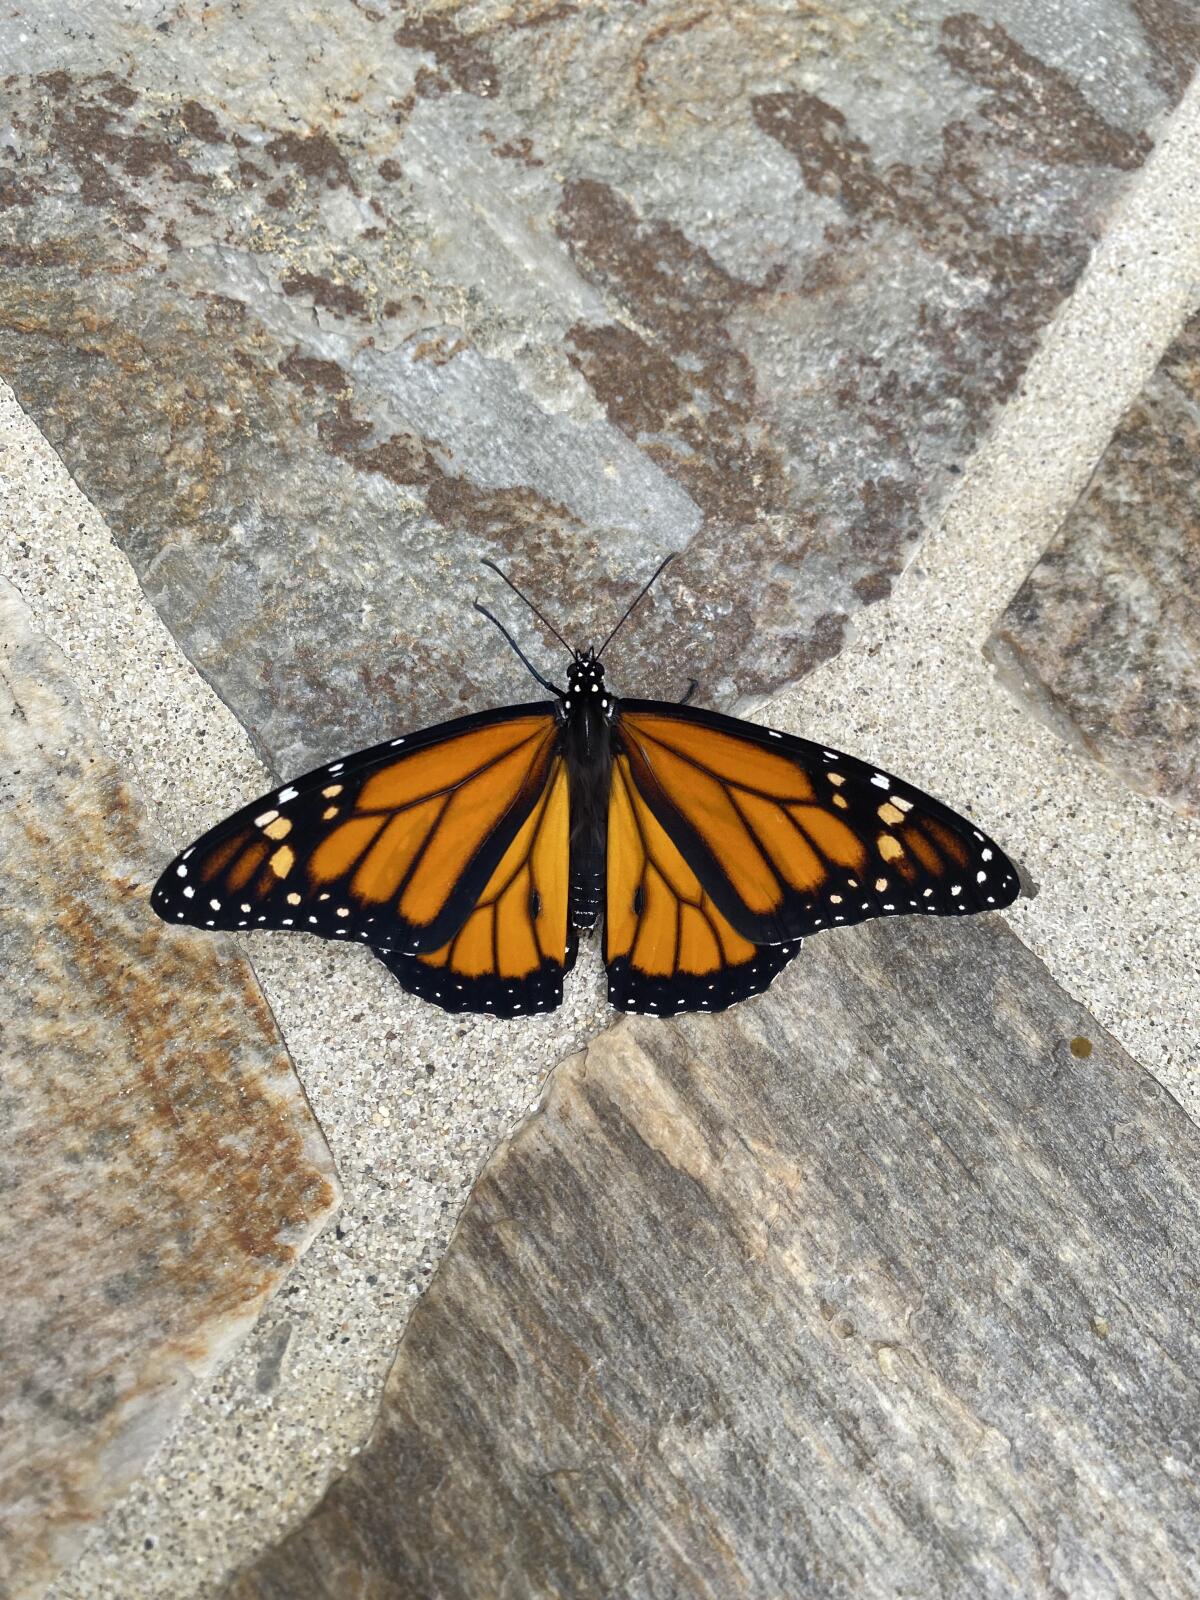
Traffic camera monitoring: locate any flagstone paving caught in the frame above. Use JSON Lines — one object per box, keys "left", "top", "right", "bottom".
{"left": 1, "top": 1, "right": 1196, "bottom": 773}
{"left": 231, "top": 915, "right": 1200, "bottom": 1600}
{"left": 0, "top": 581, "right": 337, "bottom": 1600}
{"left": 988, "top": 306, "right": 1200, "bottom": 816}
{"left": 0, "top": 2, "right": 1197, "bottom": 1597}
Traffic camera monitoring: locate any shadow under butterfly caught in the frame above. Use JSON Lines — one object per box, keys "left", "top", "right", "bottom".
{"left": 153, "top": 557, "right": 1021, "bottom": 1017}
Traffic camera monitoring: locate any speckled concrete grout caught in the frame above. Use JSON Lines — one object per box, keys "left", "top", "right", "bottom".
{"left": 1, "top": 67, "right": 1196, "bottom": 1600}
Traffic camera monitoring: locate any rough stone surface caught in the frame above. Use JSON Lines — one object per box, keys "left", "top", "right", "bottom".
{"left": 0, "top": 580, "right": 339, "bottom": 1600}
{"left": 229, "top": 914, "right": 1200, "bottom": 1600}
{"left": 987, "top": 307, "right": 1200, "bottom": 815}
{"left": 0, "top": 4, "right": 1197, "bottom": 776}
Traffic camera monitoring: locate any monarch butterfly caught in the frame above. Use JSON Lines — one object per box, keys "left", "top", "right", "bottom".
{"left": 152, "top": 558, "right": 1020, "bottom": 1017}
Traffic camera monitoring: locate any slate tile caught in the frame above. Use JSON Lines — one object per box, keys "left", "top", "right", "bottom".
{"left": 0, "top": 6, "right": 1195, "bottom": 776}
{"left": 0, "top": 582, "right": 339, "bottom": 1600}
{"left": 227, "top": 912, "right": 1200, "bottom": 1599}
{"left": 987, "top": 308, "right": 1200, "bottom": 814}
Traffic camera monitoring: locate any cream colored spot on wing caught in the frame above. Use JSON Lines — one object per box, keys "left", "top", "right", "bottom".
{"left": 828, "top": 773, "right": 844, "bottom": 787}
{"left": 287, "top": 892, "right": 302, "bottom": 906}
{"left": 833, "top": 794, "right": 848, "bottom": 810}
{"left": 874, "top": 876, "right": 888, "bottom": 892}
{"left": 322, "top": 784, "right": 344, "bottom": 798}
{"left": 877, "top": 802, "right": 905, "bottom": 827}
{"left": 322, "top": 805, "right": 339, "bottom": 820}
{"left": 255, "top": 809, "right": 279, "bottom": 828}
{"left": 263, "top": 816, "right": 292, "bottom": 841}
{"left": 878, "top": 834, "right": 904, "bottom": 862}
{"left": 270, "top": 846, "right": 295, "bottom": 878}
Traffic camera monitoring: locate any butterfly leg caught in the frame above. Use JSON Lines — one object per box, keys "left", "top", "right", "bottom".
{"left": 679, "top": 678, "right": 699, "bottom": 705}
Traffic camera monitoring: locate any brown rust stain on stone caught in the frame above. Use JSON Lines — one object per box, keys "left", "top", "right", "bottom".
{"left": 939, "top": 14, "right": 1151, "bottom": 170}
{"left": 307, "top": 385, "right": 586, "bottom": 554}
{"left": 1131, "top": 0, "right": 1200, "bottom": 96}
{"left": 557, "top": 178, "right": 787, "bottom": 528}
{"left": 279, "top": 348, "right": 350, "bottom": 394}
{"left": 280, "top": 270, "right": 368, "bottom": 319}
{"left": 395, "top": 11, "right": 500, "bottom": 98}
{"left": 265, "top": 128, "right": 354, "bottom": 190}
{"left": 180, "top": 98, "right": 227, "bottom": 144}
{"left": 27, "top": 69, "right": 207, "bottom": 236}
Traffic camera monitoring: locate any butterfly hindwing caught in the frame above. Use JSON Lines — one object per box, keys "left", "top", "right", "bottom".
{"left": 376, "top": 757, "right": 576, "bottom": 1017}
{"left": 604, "top": 752, "right": 804, "bottom": 1014}
{"left": 614, "top": 701, "right": 1020, "bottom": 947}
{"left": 151, "top": 704, "right": 560, "bottom": 956}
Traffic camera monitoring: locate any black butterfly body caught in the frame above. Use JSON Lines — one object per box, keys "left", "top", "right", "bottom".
{"left": 152, "top": 645, "right": 1020, "bottom": 1019}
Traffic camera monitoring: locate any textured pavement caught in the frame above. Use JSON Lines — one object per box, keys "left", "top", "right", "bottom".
{"left": 0, "top": 4, "right": 1198, "bottom": 1597}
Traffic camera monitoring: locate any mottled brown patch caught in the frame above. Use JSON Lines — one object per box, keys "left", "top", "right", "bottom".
{"left": 29, "top": 71, "right": 204, "bottom": 234}
{"left": 265, "top": 128, "right": 353, "bottom": 189}
{"left": 180, "top": 99, "right": 227, "bottom": 144}
{"left": 280, "top": 271, "right": 367, "bottom": 318}
{"left": 1131, "top": 0, "right": 1200, "bottom": 96}
{"left": 557, "top": 179, "right": 786, "bottom": 527}
{"left": 100, "top": 80, "right": 138, "bottom": 109}
{"left": 279, "top": 349, "right": 349, "bottom": 394}
{"left": 490, "top": 136, "right": 543, "bottom": 167}
{"left": 0, "top": 168, "right": 39, "bottom": 208}
{"left": 395, "top": 13, "right": 499, "bottom": 98}
{"left": 313, "top": 392, "right": 581, "bottom": 552}
{"left": 939, "top": 14, "right": 1150, "bottom": 170}
{"left": 1071, "top": 1036, "right": 1094, "bottom": 1059}
{"left": 378, "top": 157, "right": 405, "bottom": 181}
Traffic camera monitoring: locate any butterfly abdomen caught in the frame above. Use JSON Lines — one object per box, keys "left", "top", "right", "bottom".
{"left": 562, "top": 691, "right": 612, "bottom": 932}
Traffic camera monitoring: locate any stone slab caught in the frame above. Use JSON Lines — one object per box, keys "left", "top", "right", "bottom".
{"left": 0, "top": 580, "right": 339, "bottom": 1600}
{"left": 229, "top": 912, "right": 1200, "bottom": 1600}
{"left": 987, "top": 305, "right": 1200, "bottom": 815}
{"left": 0, "top": 4, "right": 1197, "bottom": 777}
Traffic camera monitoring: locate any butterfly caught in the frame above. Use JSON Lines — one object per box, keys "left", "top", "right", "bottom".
{"left": 152, "top": 557, "right": 1021, "bottom": 1018}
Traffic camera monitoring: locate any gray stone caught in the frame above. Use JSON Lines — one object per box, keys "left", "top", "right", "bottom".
{"left": 227, "top": 912, "right": 1200, "bottom": 1600}
{"left": 0, "top": 4, "right": 1196, "bottom": 778}
{"left": 0, "top": 580, "right": 339, "bottom": 1600}
{"left": 987, "top": 306, "right": 1200, "bottom": 815}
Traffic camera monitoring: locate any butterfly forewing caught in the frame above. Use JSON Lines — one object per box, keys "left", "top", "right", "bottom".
{"left": 376, "top": 757, "right": 575, "bottom": 1015}
{"left": 614, "top": 701, "right": 1020, "bottom": 948}
{"left": 151, "top": 704, "right": 560, "bottom": 955}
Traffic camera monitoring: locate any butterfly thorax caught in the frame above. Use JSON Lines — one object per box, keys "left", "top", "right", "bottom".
{"left": 560, "top": 654, "right": 613, "bottom": 932}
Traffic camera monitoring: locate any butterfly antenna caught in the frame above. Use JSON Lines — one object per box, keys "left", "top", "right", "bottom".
{"left": 595, "top": 552, "right": 676, "bottom": 660}
{"left": 474, "top": 601, "right": 563, "bottom": 696}
{"left": 480, "top": 559, "right": 574, "bottom": 657}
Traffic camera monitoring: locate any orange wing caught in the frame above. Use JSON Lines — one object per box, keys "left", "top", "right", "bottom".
{"left": 605, "top": 753, "right": 803, "bottom": 1014}
{"left": 152, "top": 705, "right": 560, "bottom": 957}
{"left": 615, "top": 701, "right": 1020, "bottom": 949}
{"left": 377, "top": 757, "right": 574, "bottom": 1016}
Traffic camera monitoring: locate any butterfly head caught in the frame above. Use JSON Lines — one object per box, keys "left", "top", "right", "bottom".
{"left": 562, "top": 653, "right": 613, "bottom": 719}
